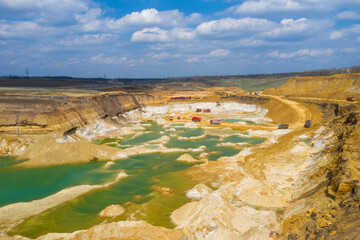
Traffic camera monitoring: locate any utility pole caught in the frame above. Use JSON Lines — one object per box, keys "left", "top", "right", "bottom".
{"left": 26, "top": 67, "right": 29, "bottom": 78}
{"left": 103, "top": 73, "right": 106, "bottom": 79}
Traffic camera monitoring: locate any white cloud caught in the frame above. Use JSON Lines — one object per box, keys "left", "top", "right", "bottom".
{"left": 74, "top": 8, "right": 203, "bottom": 33}
{"left": 152, "top": 52, "right": 171, "bottom": 60}
{"left": 56, "top": 34, "right": 115, "bottom": 46}
{"left": 193, "top": 17, "right": 331, "bottom": 39}
{"left": 90, "top": 54, "right": 142, "bottom": 66}
{"left": 129, "top": 16, "right": 331, "bottom": 45}
{"left": 90, "top": 54, "right": 127, "bottom": 65}
{"left": 151, "top": 52, "right": 182, "bottom": 60}
{"left": 227, "top": 0, "right": 303, "bottom": 15}
{"left": 337, "top": 11, "right": 360, "bottom": 20}
{"left": 195, "top": 17, "right": 274, "bottom": 35}
{"left": 131, "top": 27, "right": 169, "bottom": 42}
{"left": 75, "top": 8, "right": 103, "bottom": 31}
{"left": 131, "top": 27, "right": 194, "bottom": 42}
{"left": 263, "top": 18, "right": 332, "bottom": 38}
{"left": 0, "top": 0, "right": 90, "bottom": 26}
{"left": 330, "top": 24, "right": 360, "bottom": 40}
{"left": 225, "top": 0, "right": 360, "bottom": 15}
{"left": 106, "top": 8, "right": 202, "bottom": 31}
{"left": 267, "top": 50, "right": 280, "bottom": 57}
{"left": 268, "top": 48, "right": 334, "bottom": 58}
{"left": 186, "top": 57, "right": 199, "bottom": 63}
{"left": 0, "top": 20, "right": 51, "bottom": 38}
{"left": 209, "top": 49, "right": 230, "bottom": 57}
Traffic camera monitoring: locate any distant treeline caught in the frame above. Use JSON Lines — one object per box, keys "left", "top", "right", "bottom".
{"left": 170, "top": 65, "right": 360, "bottom": 82}
{"left": 2, "top": 65, "right": 359, "bottom": 82}
{"left": 0, "top": 65, "right": 359, "bottom": 90}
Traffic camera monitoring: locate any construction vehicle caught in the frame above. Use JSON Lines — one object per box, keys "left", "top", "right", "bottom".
{"left": 203, "top": 109, "right": 211, "bottom": 113}
{"left": 192, "top": 117, "right": 202, "bottom": 122}
{"left": 304, "top": 120, "right": 311, "bottom": 128}
{"left": 169, "top": 116, "right": 173, "bottom": 121}
{"left": 346, "top": 97, "right": 355, "bottom": 102}
{"left": 210, "top": 120, "right": 221, "bottom": 125}
{"left": 196, "top": 108, "right": 202, "bottom": 112}
{"left": 278, "top": 124, "right": 289, "bottom": 129}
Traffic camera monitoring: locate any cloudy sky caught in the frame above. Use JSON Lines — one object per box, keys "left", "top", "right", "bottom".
{"left": 0, "top": 0, "right": 359, "bottom": 78}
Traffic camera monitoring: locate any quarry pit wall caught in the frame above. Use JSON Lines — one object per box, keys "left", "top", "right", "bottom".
{"left": 0, "top": 93, "right": 165, "bottom": 135}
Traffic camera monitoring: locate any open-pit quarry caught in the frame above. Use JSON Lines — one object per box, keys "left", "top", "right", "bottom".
{"left": 0, "top": 73, "right": 360, "bottom": 240}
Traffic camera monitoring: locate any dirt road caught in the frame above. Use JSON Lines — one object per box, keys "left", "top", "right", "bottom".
{"left": 265, "top": 95, "right": 312, "bottom": 128}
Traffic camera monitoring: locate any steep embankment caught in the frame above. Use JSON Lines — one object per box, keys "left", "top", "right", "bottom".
{"left": 0, "top": 92, "right": 166, "bottom": 165}
{"left": 264, "top": 73, "right": 360, "bottom": 100}
{"left": 277, "top": 106, "right": 360, "bottom": 239}
{"left": 0, "top": 92, "right": 164, "bottom": 135}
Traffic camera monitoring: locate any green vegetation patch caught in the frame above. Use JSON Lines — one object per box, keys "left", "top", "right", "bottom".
{"left": 93, "top": 138, "right": 119, "bottom": 145}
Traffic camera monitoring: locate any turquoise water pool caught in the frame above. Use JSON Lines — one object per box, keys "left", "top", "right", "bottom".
{"left": 2, "top": 120, "right": 265, "bottom": 238}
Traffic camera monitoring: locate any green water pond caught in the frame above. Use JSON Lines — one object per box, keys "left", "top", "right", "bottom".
{"left": 2, "top": 120, "right": 265, "bottom": 238}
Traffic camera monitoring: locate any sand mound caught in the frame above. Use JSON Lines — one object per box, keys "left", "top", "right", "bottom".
{"left": 176, "top": 154, "right": 199, "bottom": 163}
{"left": 98, "top": 205, "right": 126, "bottom": 218}
{"left": 186, "top": 184, "right": 213, "bottom": 200}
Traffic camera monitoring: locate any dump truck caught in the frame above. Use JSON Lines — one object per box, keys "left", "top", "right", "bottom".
{"left": 210, "top": 120, "right": 221, "bottom": 125}
{"left": 304, "top": 120, "right": 311, "bottom": 128}
{"left": 346, "top": 97, "right": 355, "bottom": 102}
{"left": 177, "top": 114, "right": 181, "bottom": 119}
{"left": 169, "top": 116, "right": 173, "bottom": 121}
{"left": 192, "top": 117, "right": 202, "bottom": 122}
{"left": 196, "top": 108, "right": 202, "bottom": 112}
{"left": 278, "top": 124, "right": 289, "bottom": 129}
{"left": 203, "top": 109, "right": 211, "bottom": 113}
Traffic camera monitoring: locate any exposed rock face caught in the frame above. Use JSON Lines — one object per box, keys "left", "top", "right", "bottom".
{"left": 177, "top": 154, "right": 199, "bottom": 163}
{"left": 98, "top": 205, "right": 126, "bottom": 218}
{"left": 0, "top": 92, "right": 164, "bottom": 135}
{"left": 276, "top": 109, "right": 360, "bottom": 239}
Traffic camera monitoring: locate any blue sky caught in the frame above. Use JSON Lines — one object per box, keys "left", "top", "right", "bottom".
{"left": 0, "top": 0, "right": 359, "bottom": 78}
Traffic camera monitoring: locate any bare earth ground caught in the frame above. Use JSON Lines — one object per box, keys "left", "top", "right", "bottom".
{"left": 0, "top": 74, "right": 359, "bottom": 239}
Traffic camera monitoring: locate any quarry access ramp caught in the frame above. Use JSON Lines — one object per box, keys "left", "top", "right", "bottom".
{"left": 263, "top": 95, "right": 312, "bottom": 129}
